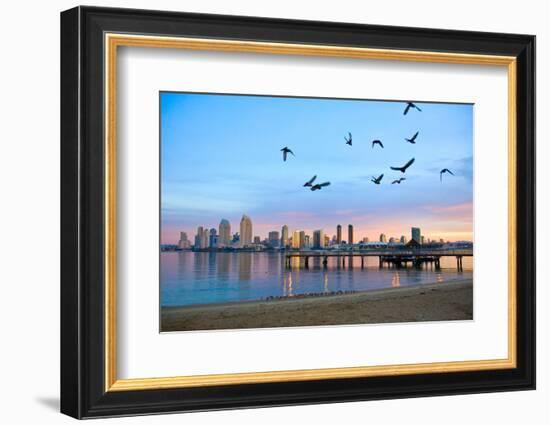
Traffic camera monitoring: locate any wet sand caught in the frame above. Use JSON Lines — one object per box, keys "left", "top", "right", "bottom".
{"left": 160, "top": 279, "right": 473, "bottom": 332}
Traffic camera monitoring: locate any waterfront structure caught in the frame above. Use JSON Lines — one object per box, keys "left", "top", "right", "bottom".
{"left": 336, "top": 224, "right": 342, "bottom": 244}
{"left": 412, "top": 227, "right": 422, "bottom": 244}
{"left": 281, "top": 225, "right": 289, "bottom": 248}
{"left": 239, "top": 215, "right": 253, "bottom": 247}
{"left": 178, "top": 232, "right": 191, "bottom": 249}
{"left": 379, "top": 233, "right": 387, "bottom": 243}
{"left": 313, "top": 230, "right": 325, "bottom": 249}
{"left": 218, "top": 219, "right": 231, "bottom": 247}
{"left": 348, "top": 224, "right": 354, "bottom": 245}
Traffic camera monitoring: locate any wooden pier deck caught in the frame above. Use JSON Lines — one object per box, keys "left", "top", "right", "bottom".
{"left": 284, "top": 249, "right": 472, "bottom": 271}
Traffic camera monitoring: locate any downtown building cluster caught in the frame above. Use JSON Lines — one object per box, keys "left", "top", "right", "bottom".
{"left": 174, "top": 215, "right": 460, "bottom": 252}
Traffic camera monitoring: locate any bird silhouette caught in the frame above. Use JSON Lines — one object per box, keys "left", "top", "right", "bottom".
{"left": 392, "top": 178, "right": 406, "bottom": 184}
{"left": 311, "top": 182, "right": 330, "bottom": 191}
{"left": 440, "top": 168, "right": 455, "bottom": 182}
{"left": 281, "top": 146, "right": 295, "bottom": 161}
{"left": 403, "top": 102, "right": 422, "bottom": 115}
{"left": 390, "top": 158, "right": 415, "bottom": 173}
{"left": 372, "top": 140, "right": 384, "bottom": 149}
{"left": 303, "top": 175, "right": 317, "bottom": 187}
{"left": 405, "top": 131, "right": 419, "bottom": 144}
{"left": 371, "top": 174, "right": 384, "bottom": 184}
{"left": 345, "top": 132, "right": 352, "bottom": 146}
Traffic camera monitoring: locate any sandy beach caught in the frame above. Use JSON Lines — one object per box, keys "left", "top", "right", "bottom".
{"left": 160, "top": 278, "right": 473, "bottom": 332}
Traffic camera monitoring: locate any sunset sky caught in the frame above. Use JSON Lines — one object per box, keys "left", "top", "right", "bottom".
{"left": 160, "top": 92, "right": 473, "bottom": 244}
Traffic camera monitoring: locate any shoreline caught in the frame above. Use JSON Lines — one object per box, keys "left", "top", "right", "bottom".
{"left": 161, "top": 278, "right": 473, "bottom": 332}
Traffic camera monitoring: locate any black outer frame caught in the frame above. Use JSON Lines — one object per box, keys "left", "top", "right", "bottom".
{"left": 60, "top": 6, "right": 535, "bottom": 419}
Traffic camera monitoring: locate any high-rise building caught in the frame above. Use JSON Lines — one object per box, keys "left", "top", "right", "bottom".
{"left": 421, "top": 235, "right": 425, "bottom": 245}
{"left": 400, "top": 235, "right": 407, "bottom": 244}
{"left": 362, "top": 236, "right": 369, "bottom": 243}
{"left": 379, "top": 233, "right": 387, "bottom": 243}
{"left": 218, "top": 219, "right": 231, "bottom": 247}
{"left": 324, "top": 234, "right": 330, "bottom": 248}
{"left": 281, "top": 225, "right": 289, "bottom": 248}
{"left": 268, "top": 231, "right": 280, "bottom": 248}
{"left": 202, "top": 228, "right": 209, "bottom": 248}
{"left": 292, "top": 230, "right": 306, "bottom": 249}
{"left": 178, "top": 232, "right": 191, "bottom": 249}
{"left": 209, "top": 228, "right": 218, "bottom": 248}
{"left": 313, "top": 229, "right": 325, "bottom": 249}
{"left": 336, "top": 224, "right": 342, "bottom": 244}
{"left": 195, "top": 226, "right": 204, "bottom": 248}
{"left": 389, "top": 237, "right": 396, "bottom": 244}
{"left": 253, "top": 236, "right": 261, "bottom": 244}
{"left": 292, "top": 230, "right": 301, "bottom": 249}
{"left": 411, "top": 227, "right": 422, "bottom": 244}
{"left": 239, "top": 215, "right": 253, "bottom": 247}
{"left": 348, "top": 224, "right": 354, "bottom": 245}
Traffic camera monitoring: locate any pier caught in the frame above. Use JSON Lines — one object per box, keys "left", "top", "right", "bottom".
{"left": 284, "top": 249, "right": 472, "bottom": 271}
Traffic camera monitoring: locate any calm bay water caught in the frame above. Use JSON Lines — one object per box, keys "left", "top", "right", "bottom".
{"left": 160, "top": 251, "right": 473, "bottom": 307}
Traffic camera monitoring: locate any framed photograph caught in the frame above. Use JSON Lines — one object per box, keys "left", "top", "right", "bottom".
{"left": 60, "top": 6, "right": 535, "bottom": 419}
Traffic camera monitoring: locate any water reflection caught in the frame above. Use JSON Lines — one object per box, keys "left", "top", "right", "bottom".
{"left": 160, "top": 252, "right": 473, "bottom": 307}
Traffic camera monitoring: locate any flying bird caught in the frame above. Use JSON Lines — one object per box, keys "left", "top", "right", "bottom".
{"left": 345, "top": 132, "right": 352, "bottom": 146}
{"left": 371, "top": 174, "right": 384, "bottom": 185}
{"left": 280, "top": 146, "right": 295, "bottom": 161}
{"left": 310, "top": 182, "right": 331, "bottom": 191}
{"left": 392, "top": 178, "right": 406, "bottom": 184}
{"left": 405, "top": 131, "right": 419, "bottom": 144}
{"left": 390, "top": 158, "right": 415, "bottom": 173}
{"left": 440, "top": 168, "right": 455, "bottom": 182}
{"left": 372, "top": 140, "right": 384, "bottom": 149}
{"left": 403, "top": 102, "right": 422, "bottom": 115}
{"left": 303, "top": 175, "right": 317, "bottom": 187}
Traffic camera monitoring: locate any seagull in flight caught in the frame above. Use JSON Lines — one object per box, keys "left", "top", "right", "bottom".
{"left": 371, "top": 174, "right": 384, "bottom": 185}
{"left": 281, "top": 146, "right": 295, "bottom": 161}
{"left": 392, "top": 178, "right": 406, "bottom": 184}
{"left": 345, "top": 132, "right": 352, "bottom": 146}
{"left": 310, "top": 182, "right": 331, "bottom": 191}
{"left": 440, "top": 168, "right": 455, "bottom": 182}
{"left": 303, "top": 175, "right": 317, "bottom": 187}
{"left": 390, "top": 158, "right": 415, "bottom": 173}
{"left": 403, "top": 102, "right": 422, "bottom": 115}
{"left": 405, "top": 131, "right": 419, "bottom": 144}
{"left": 372, "top": 140, "right": 384, "bottom": 149}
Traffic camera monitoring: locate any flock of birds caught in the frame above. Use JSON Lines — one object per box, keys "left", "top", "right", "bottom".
{"left": 280, "top": 102, "right": 456, "bottom": 191}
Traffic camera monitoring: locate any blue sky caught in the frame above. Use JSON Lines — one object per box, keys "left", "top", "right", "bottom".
{"left": 160, "top": 92, "right": 473, "bottom": 244}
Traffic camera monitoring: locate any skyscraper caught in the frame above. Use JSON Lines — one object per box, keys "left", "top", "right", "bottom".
{"left": 400, "top": 235, "right": 407, "bottom": 244}
{"left": 239, "top": 215, "right": 253, "bottom": 247}
{"left": 268, "top": 231, "right": 280, "bottom": 248}
{"left": 336, "top": 224, "right": 342, "bottom": 244}
{"left": 218, "top": 219, "right": 231, "bottom": 247}
{"left": 209, "top": 228, "right": 218, "bottom": 248}
{"left": 299, "top": 231, "right": 306, "bottom": 248}
{"left": 178, "top": 232, "right": 191, "bottom": 249}
{"left": 379, "top": 233, "right": 387, "bottom": 243}
{"left": 313, "top": 229, "right": 325, "bottom": 249}
{"left": 195, "top": 226, "right": 204, "bottom": 249}
{"left": 281, "top": 225, "right": 289, "bottom": 248}
{"left": 202, "top": 228, "right": 209, "bottom": 248}
{"left": 411, "top": 227, "right": 421, "bottom": 244}
{"left": 292, "top": 230, "right": 301, "bottom": 249}
{"left": 348, "top": 224, "right": 354, "bottom": 245}
{"left": 253, "top": 236, "right": 261, "bottom": 244}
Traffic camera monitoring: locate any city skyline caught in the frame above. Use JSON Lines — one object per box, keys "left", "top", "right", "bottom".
{"left": 174, "top": 213, "right": 469, "bottom": 250}
{"left": 161, "top": 92, "right": 473, "bottom": 245}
